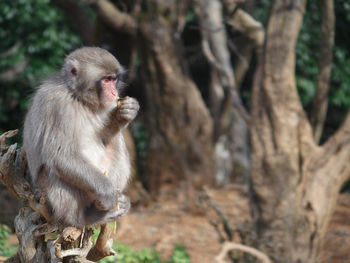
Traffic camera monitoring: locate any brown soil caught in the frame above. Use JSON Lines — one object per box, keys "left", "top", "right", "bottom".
{"left": 117, "top": 187, "right": 251, "bottom": 262}
{"left": 318, "top": 194, "right": 350, "bottom": 263}
{"left": 116, "top": 189, "right": 350, "bottom": 263}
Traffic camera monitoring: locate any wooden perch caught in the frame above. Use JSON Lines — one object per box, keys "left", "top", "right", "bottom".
{"left": 0, "top": 130, "right": 117, "bottom": 263}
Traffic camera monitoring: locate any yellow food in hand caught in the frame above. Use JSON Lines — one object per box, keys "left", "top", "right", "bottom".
{"left": 117, "top": 96, "right": 122, "bottom": 108}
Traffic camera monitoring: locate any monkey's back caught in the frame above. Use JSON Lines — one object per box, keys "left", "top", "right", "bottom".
{"left": 24, "top": 77, "right": 75, "bottom": 179}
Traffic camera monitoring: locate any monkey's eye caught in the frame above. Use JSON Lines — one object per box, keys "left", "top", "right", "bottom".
{"left": 101, "top": 76, "right": 117, "bottom": 85}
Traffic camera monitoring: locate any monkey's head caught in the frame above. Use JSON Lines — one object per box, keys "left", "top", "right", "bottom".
{"left": 62, "top": 47, "right": 125, "bottom": 111}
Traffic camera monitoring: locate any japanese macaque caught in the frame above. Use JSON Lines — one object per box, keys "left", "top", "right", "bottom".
{"left": 23, "top": 47, "right": 139, "bottom": 228}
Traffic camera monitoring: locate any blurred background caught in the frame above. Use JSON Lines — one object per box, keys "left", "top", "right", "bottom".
{"left": 1, "top": 0, "right": 350, "bottom": 262}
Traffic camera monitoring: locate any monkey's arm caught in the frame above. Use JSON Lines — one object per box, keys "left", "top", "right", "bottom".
{"left": 101, "top": 97, "right": 139, "bottom": 140}
{"left": 51, "top": 154, "right": 117, "bottom": 211}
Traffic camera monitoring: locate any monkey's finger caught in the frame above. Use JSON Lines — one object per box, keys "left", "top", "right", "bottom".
{"left": 119, "top": 113, "right": 137, "bottom": 121}
{"left": 119, "top": 98, "right": 139, "bottom": 107}
{"left": 119, "top": 105, "right": 140, "bottom": 112}
{"left": 119, "top": 109, "right": 138, "bottom": 116}
{"left": 119, "top": 97, "right": 138, "bottom": 104}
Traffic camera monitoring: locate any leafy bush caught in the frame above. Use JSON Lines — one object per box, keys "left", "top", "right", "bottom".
{"left": 0, "top": 224, "right": 17, "bottom": 258}
{"left": 99, "top": 243, "right": 191, "bottom": 263}
{"left": 0, "top": 0, "right": 82, "bottom": 134}
{"left": 91, "top": 228, "right": 192, "bottom": 263}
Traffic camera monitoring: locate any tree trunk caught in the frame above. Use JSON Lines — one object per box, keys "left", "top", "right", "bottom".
{"left": 136, "top": 8, "right": 214, "bottom": 192}
{"left": 195, "top": 0, "right": 250, "bottom": 186}
{"left": 250, "top": 1, "right": 350, "bottom": 262}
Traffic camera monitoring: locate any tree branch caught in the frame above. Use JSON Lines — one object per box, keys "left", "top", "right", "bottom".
{"left": 310, "top": 0, "right": 335, "bottom": 143}
{"left": 195, "top": 0, "right": 250, "bottom": 125}
{"left": 88, "top": 0, "right": 138, "bottom": 36}
{"left": 52, "top": 0, "right": 95, "bottom": 45}
{"left": 225, "top": 9, "right": 265, "bottom": 50}
{"left": 215, "top": 241, "right": 272, "bottom": 263}
{"left": 313, "top": 111, "right": 350, "bottom": 186}
{"left": 87, "top": 224, "right": 116, "bottom": 261}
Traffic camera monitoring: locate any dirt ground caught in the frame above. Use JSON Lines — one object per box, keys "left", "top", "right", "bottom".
{"left": 116, "top": 188, "right": 350, "bottom": 263}
{"left": 117, "top": 186, "right": 251, "bottom": 262}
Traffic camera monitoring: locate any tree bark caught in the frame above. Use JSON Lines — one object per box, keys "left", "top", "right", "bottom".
{"left": 250, "top": 0, "right": 350, "bottom": 262}
{"left": 196, "top": 0, "right": 250, "bottom": 185}
{"left": 137, "top": 10, "right": 214, "bottom": 191}
{"left": 310, "top": 0, "right": 335, "bottom": 143}
{"left": 52, "top": 0, "right": 95, "bottom": 45}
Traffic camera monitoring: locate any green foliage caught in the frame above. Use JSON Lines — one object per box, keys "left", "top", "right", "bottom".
{"left": 253, "top": 1, "right": 350, "bottom": 114}
{"left": 295, "top": 1, "right": 321, "bottom": 107}
{"left": 0, "top": 0, "right": 82, "bottom": 133}
{"left": 166, "top": 245, "right": 191, "bottom": 263}
{"left": 130, "top": 120, "right": 148, "bottom": 187}
{"left": 296, "top": 1, "right": 350, "bottom": 112}
{"left": 252, "top": 0, "right": 270, "bottom": 24}
{"left": 98, "top": 243, "right": 191, "bottom": 263}
{"left": 91, "top": 226, "right": 191, "bottom": 263}
{"left": 0, "top": 224, "right": 17, "bottom": 258}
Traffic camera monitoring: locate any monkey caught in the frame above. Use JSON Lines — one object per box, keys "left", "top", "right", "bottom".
{"left": 23, "top": 47, "right": 139, "bottom": 228}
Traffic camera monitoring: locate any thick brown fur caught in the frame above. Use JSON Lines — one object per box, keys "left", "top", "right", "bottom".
{"left": 23, "top": 47, "right": 139, "bottom": 227}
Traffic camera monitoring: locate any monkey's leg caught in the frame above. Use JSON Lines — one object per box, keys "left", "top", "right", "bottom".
{"left": 84, "top": 194, "right": 130, "bottom": 226}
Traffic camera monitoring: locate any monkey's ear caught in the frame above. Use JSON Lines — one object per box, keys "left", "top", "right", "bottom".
{"left": 70, "top": 67, "right": 77, "bottom": 77}
{"left": 63, "top": 58, "right": 79, "bottom": 79}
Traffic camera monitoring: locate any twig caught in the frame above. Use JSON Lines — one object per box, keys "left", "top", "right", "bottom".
{"left": 201, "top": 187, "right": 235, "bottom": 241}
{"left": 0, "top": 130, "right": 18, "bottom": 153}
{"left": 86, "top": 224, "right": 116, "bottom": 261}
{"left": 215, "top": 241, "right": 272, "bottom": 263}
{"left": 80, "top": 227, "right": 86, "bottom": 248}
{"left": 55, "top": 246, "right": 91, "bottom": 259}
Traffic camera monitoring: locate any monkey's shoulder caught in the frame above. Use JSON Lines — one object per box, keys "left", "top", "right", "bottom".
{"left": 34, "top": 80, "right": 70, "bottom": 105}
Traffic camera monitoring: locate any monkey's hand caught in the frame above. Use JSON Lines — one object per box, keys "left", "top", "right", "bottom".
{"left": 94, "top": 190, "right": 118, "bottom": 211}
{"left": 107, "top": 193, "right": 130, "bottom": 220}
{"left": 116, "top": 97, "right": 139, "bottom": 125}
{"left": 116, "top": 193, "right": 130, "bottom": 215}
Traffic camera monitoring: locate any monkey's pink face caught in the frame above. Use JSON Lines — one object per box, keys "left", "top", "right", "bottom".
{"left": 100, "top": 76, "right": 118, "bottom": 108}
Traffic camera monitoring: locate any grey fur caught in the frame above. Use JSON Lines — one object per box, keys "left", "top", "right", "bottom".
{"left": 23, "top": 47, "right": 139, "bottom": 227}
